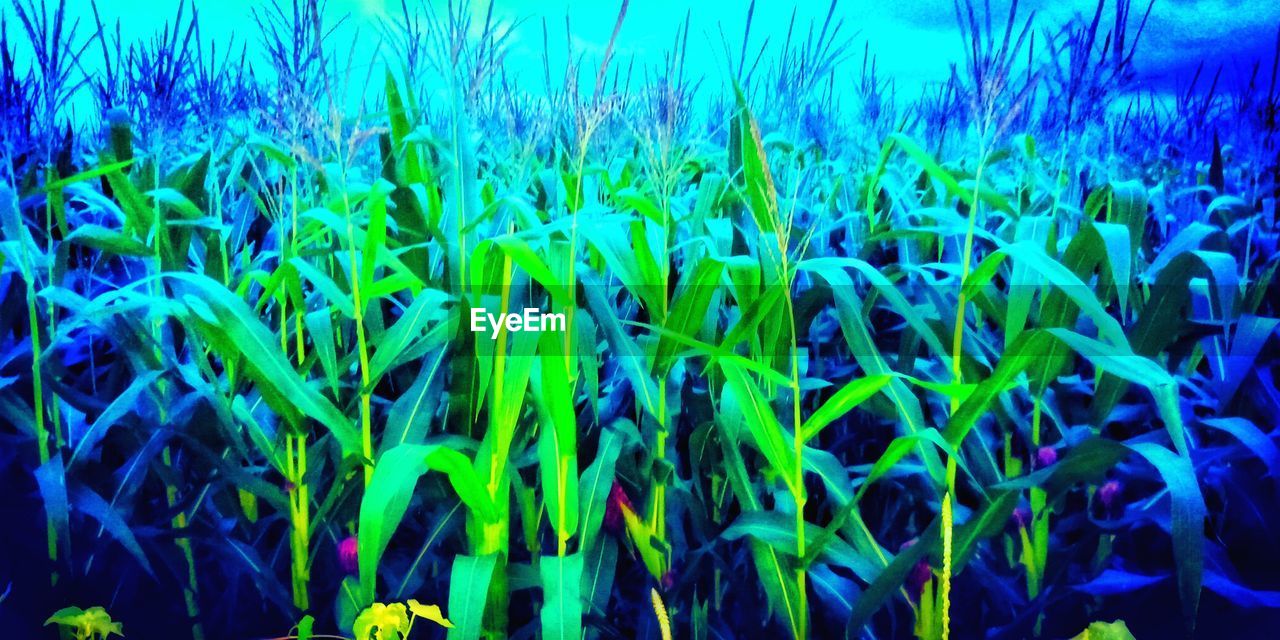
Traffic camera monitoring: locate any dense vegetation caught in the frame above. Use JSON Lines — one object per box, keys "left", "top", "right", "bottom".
{"left": 1, "top": 0, "right": 1278, "bottom": 638}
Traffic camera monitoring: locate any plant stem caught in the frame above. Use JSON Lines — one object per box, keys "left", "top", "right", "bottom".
{"left": 287, "top": 432, "right": 311, "bottom": 611}
{"left": 780, "top": 239, "right": 806, "bottom": 639}
{"left": 163, "top": 445, "right": 205, "bottom": 640}
{"left": 339, "top": 185, "right": 374, "bottom": 488}
{"left": 950, "top": 159, "right": 987, "bottom": 412}
{"left": 25, "top": 266, "right": 55, "bottom": 580}
{"left": 43, "top": 167, "right": 64, "bottom": 452}
{"left": 480, "top": 254, "right": 515, "bottom": 640}
{"left": 30, "top": 167, "right": 58, "bottom": 584}
{"left": 943, "top": 154, "right": 986, "bottom": 640}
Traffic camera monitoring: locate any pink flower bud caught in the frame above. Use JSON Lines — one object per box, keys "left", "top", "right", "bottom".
{"left": 1099, "top": 480, "right": 1122, "bottom": 509}
{"left": 1013, "top": 505, "right": 1032, "bottom": 528}
{"left": 604, "top": 482, "right": 634, "bottom": 535}
{"left": 338, "top": 536, "right": 358, "bottom": 575}
{"left": 907, "top": 560, "right": 933, "bottom": 600}
{"left": 1035, "top": 446, "right": 1058, "bottom": 468}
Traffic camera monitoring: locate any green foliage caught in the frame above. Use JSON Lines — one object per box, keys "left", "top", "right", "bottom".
{"left": 44, "top": 606, "right": 122, "bottom": 640}
{"left": 353, "top": 602, "right": 409, "bottom": 640}
{"left": 2, "top": 7, "right": 1275, "bottom": 638}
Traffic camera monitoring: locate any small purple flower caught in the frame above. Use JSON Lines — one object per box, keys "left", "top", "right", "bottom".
{"left": 661, "top": 570, "right": 676, "bottom": 591}
{"left": 907, "top": 560, "right": 933, "bottom": 600}
{"left": 1013, "top": 505, "right": 1032, "bottom": 528}
{"left": 338, "top": 536, "right": 358, "bottom": 575}
{"left": 1099, "top": 480, "right": 1122, "bottom": 509}
{"left": 1035, "top": 446, "right": 1058, "bottom": 468}
{"left": 604, "top": 482, "right": 634, "bottom": 535}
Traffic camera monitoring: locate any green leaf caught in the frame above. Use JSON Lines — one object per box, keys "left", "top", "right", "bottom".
{"left": 446, "top": 554, "right": 498, "bottom": 640}
{"left": 722, "top": 510, "right": 877, "bottom": 579}
{"left": 71, "top": 486, "right": 154, "bottom": 576}
{"left": 539, "top": 553, "right": 584, "bottom": 640}
{"left": 994, "top": 438, "right": 1129, "bottom": 500}
{"left": 1006, "top": 215, "right": 1055, "bottom": 344}
{"left": 249, "top": 136, "right": 298, "bottom": 169}
{"left": 43, "top": 158, "right": 135, "bottom": 191}
{"left": 801, "top": 375, "right": 891, "bottom": 443}
{"left": 655, "top": 255, "right": 724, "bottom": 375}
{"left": 944, "top": 330, "right": 1182, "bottom": 455}
{"left": 361, "top": 180, "right": 396, "bottom": 302}
{"left": 846, "top": 490, "right": 1018, "bottom": 634}
{"left": 305, "top": 309, "right": 340, "bottom": 395}
{"left": 1071, "top": 619, "right": 1137, "bottom": 640}
{"left": 719, "top": 360, "right": 797, "bottom": 493}
{"left": 64, "top": 224, "right": 150, "bottom": 256}
{"left": 291, "top": 257, "right": 356, "bottom": 318}
{"left": 1106, "top": 180, "right": 1148, "bottom": 260}
{"left": 407, "top": 599, "right": 454, "bottom": 628}
{"left": 855, "top": 427, "right": 971, "bottom": 503}
{"left": 534, "top": 331, "right": 579, "bottom": 548}
{"left": 297, "top": 614, "right": 315, "bottom": 640}
{"left": 845, "top": 518, "right": 939, "bottom": 635}
{"left": 1213, "top": 315, "right": 1278, "bottom": 406}
{"left": 165, "top": 273, "right": 361, "bottom": 455}
{"left": 1093, "top": 250, "right": 1235, "bottom": 426}
{"left": 715, "top": 414, "right": 804, "bottom": 636}
{"left": 1129, "top": 442, "right": 1204, "bottom": 634}
{"left": 578, "top": 420, "right": 635, "bottom": 551}
{"left": 1044, "top": 329, "right": 1172, "bottom": 387}
{"left": 44, "top": 605, "right": 123, "bottom": 639}
{"left": 359, "top": 445, "right": 494, "bottom": 604}
{"left": 146, "top": 187, "right": 204, "bottom": 219}
{"left": 381, "top": 349, "right": 447, "bottom": 453}
{"left": 580, "top": 537, "right": 619, "bottom": 625}
{"left": 1202, "top": 417, "right": 1280, "bottom": 483}
{"left": 997, "top": 240, "right": 1128, "bottom": 347}
{"left": 368, "top": 290, "right": 448, "bottom": 385}
{"left": 580, "top": 220, "right": 665, "bottom": 314}
{"left": 353, "top": 602, "right": 409, "bottom": 640}
{"left": 803, "top": 262, "right": 945, "bottom": 487}
{"left": 799, "top": 257, "right": 948, "bottom": 358}
{"left": 733, "top": 85, "right": 779, "bottom": 232}
{"left": 35, "top": 457, "right": 70, "bottom": 563}
{"left": 615, "top": 187, "right": 667, "bottom": 225}
{"left": 101, "top": 163, "right": 151, "bottom": 236}
{"left": 885, "top": 133, "right": 1011, "bottom": 213}
{"left": 477, "top": 234, "right": 571, "bottom": 306}
{"left": 581, "top": 270, "right": 659, "bottom": 416}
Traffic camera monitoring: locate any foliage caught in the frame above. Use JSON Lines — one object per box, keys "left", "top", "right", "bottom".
{"left": 1, "top": 0, "right": 1278, "bottom": 639}
{"left": 44, "top": 606, "right": 123, "bottom": 640}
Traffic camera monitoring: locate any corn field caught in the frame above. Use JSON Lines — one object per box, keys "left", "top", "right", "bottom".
{"left": 1, "top": 0, "right": 1278, "bottom": 638}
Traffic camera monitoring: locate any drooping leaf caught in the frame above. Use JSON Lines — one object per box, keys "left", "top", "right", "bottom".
{"left": 1130, "top": 442, "right": 1205, "bottom": 634}
{"left": 407, "top": 599, "right": 454, "bottom": 628}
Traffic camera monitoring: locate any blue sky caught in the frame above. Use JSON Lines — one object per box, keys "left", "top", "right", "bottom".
{"left": 4, "top": 0, "right": 1277, "bottom": 97}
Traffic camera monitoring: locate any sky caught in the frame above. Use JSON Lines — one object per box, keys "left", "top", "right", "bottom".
{"left": 3, "top": 0, "right": 1277, "bottom": 100}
